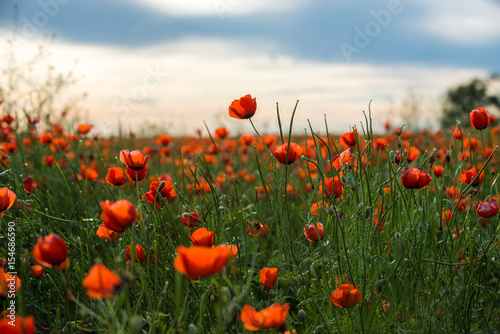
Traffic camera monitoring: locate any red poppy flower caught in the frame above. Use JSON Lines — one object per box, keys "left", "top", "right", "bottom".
{"left": 100, "top": 200, "right": 137, "bottom": 232}
{"left": 321, "top": 177, "right": 343, "bottom": 198}
{"left": 433, "top": 166, "right": 444, "bottom": 177}
{"left": 156, "top": 134, "right": 171, "bottom": 146}
{"left": 0, "top": 267, "right": 21, "bottom": 297}
{"left": 106, "top": 167, "right": 127, "bottom": 186}
{"left": 31, "top": 265, "right": 44, "bottom": 279}
{"left": 240, "top": 303, "right": 289, "bottom": 331}
{"left": 339, "top": 130, "right": 358, "bottom": 148}
{"left": 460, "top": 167, "right": 483, "bottom": 186}
{"left": 271, "top": 142, "right": 303, "bottom": 165}
{"left": 119, "top": 149, "right": 149, "bottom": 171}
{"left": 188, "top": 228, "right": 215, "bottom": 247}
{"left": 303, "top": 223, "right": 325, "bottom": 242}
{"left": 441, "top": 210, "right": 452, "bottom": 226}
{"left": 182, "top": 211, "right": 203, "bottom": 229}
{"left": 477, "top": 197, "right": 499, "bottom": 218}
{"left": 77, "top": 124, "right": 93, "bottom": 134}
{"left": 330, "top": 283, "right": 362, "bottom": 308}
{"left": 0, "top": 314, "right": 36, "bottom": 334}
{"left": 260, "top": 267, "right": 278, "bottom": 290}
{"left": 125, "top": 245, "right": 147, "bottom": 263}
{"left": 0, "top": 187, "right": 16, "bottom": 216}
{"left": 96, "top": 224, "right": 120, "bottom": 242}
{"left": 332, "top": 149, "right": 353, "bottom": 170}
{"left": 82, "top": 263, "right": 123, "bottom": 299}
{"left": 126, "top": 165, "right": 147, "bottom": 182}
{"left": 470, "top": 107, "right": 490, "bottom": 130}
{"left": 23, "top": 176, "right": 35, "bottom": 193}
{"left": 400, "top": 167, "right": 432, "bottom": 189}
{"left": 214, "top": 127, "right": 229, "bottom": 139}
{"left": 32, "top": 233, "right": 68, "bottom": 267}
{"left": 173, "top": 245, "right": 231, "bottom": 279}
{"left": 228, "top": 94, "right": 257, "bottom": 120}
{"left": 50, "top": 137, "right": 69, "bottom": 152}
{"left": 247, "top": 221, "right": 269, "bottom": 237}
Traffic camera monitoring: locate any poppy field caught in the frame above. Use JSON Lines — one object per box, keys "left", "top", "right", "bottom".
{"left": 0, "top": 95, "right": 499, "bottom": 333}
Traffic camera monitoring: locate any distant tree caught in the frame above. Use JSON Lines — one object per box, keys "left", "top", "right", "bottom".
{"left": 440, "top": 77, "right": 500, "bottom": 129}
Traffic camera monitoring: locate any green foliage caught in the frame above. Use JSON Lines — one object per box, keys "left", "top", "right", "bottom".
{"left": 440, "top": 77, "right": 500, "bottom": 129}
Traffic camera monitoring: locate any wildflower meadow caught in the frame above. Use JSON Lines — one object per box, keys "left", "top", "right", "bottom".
{"left": 0, "top": 94, "right": 499, "bottom": 333}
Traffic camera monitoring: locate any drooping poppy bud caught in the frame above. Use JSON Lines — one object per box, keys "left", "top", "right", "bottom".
{"left": 259, "top": 267, "right": 278, "bottom": 290}
{"left": 271, "top": 142, "right": 303, "bottom": 165}
{"left": 228, "top": 94, "right": 257, "bottom": 120}
{"left": 400, "top": 167, "right": 432, "bottom": 189}
{"left": 470, "top": 107, "right": 490, "bottom": 130}
{"left": 32, "top": 233, "right": 68, "bottom": 267}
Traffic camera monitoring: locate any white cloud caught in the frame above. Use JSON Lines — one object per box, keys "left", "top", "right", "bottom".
{"left": 127, "top": 0, "right": 303, "bottom": 17}
{"left": 0, "top": 33, "right": 487, "bottom": 136}
{"left": 414, "top": 0, "right": 500, "bottom": 44}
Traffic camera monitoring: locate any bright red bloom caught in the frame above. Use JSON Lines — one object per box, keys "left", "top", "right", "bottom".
{"left": 33, "top": 233, "right": 68, "bottom": 267}
{"left": 96, "top": 224, "right": 120, "bottom": 242}
{"left": 173, "top": 245, "right": 231, "bottom": 279}
{"left": 125, "top": 245, "right": 147, "bottom": 263}
{"left": 228, "top": 94, "right": 257, "bottom": 119}
{"left": 182, "top": 211, "right": 203, "bottom": 229}
{"left": 0, "top": 187, "right": 16, "bottom": 216}
{"left": 400, "top": 167, "right": 432, "bottom": 189}
{"left": 100, "top": 200, "right": 137, "bottom": 232}
{"left": 330, "top": 283, "right": 362, "bottom": 308}
{"left": 321, "top": 177, "right": 343, "bottom": 198}
{"left": 31, "top": 265, "right": 44, "bottom": 279}
{"left": 477, "top": 197, "right": 499, "bottom": 218}
{"left": 0, "top": 267, "right": 21, "bottom": 297}
{"left": 332, "top": 149, "right": 353, "bottom": 170}
{"left": 470, "top": 107, "right": 490, "bottom": 130}
{"left": 119, "top": 149, "right": 149, "bottom": 171}
{"left": 433, "top": 165, "right": 444, "bottom": 177}
{"left": 260, "top": 267, "right": 278, "bottom": 290}
{"left": 188, "top": 228, "right": 215, "bottom": 247}
{"left": 156, "top": 134, "right": 171, "bottom": 146}
{"left": 339, "top": 130, "right": 358, "bottom": 148}
{"left": 303, "top": 223, "right": 325, "bottom": 242}
{"left": 106, "top": 167, "right": 127, "bottom": 186}
{"left": 125, "top": 165, "right": 147, "bottom": 182}
{"left": 214, "top": 127, "right": 229, "bottom": 139}
{"left": 240, "top": 303, "right": 289, "bottom": 331}
{"left": 247, "top": 221, "right": 269, "bottom": 237}
{"left": 23, "top": 176, "right": 35, "bottom": 193}
{"left": 0, "top": 314, "right": 36, "bottom": 334}
{"left": 50, "top": 137, "right": 69, "bottom": 152}
{"left": 77, "top": 124, "right": 93, "bottom": 134}
{"left": 460, "top": 167, "right": 483, "bottom": 186}
{"left": 271, "top": 142, "right": 303, "bottom": 165}
{"left": 82, "top": 263, "right": 122, "bottom": 299}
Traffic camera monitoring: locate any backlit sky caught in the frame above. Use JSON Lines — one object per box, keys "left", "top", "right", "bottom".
{"left": 1, "top": 0, "right": 499, "bottom": 136}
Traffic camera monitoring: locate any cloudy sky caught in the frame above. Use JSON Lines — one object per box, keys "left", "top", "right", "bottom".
{"left": 1, "top": 0, "right": 499, "bottom": 135}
